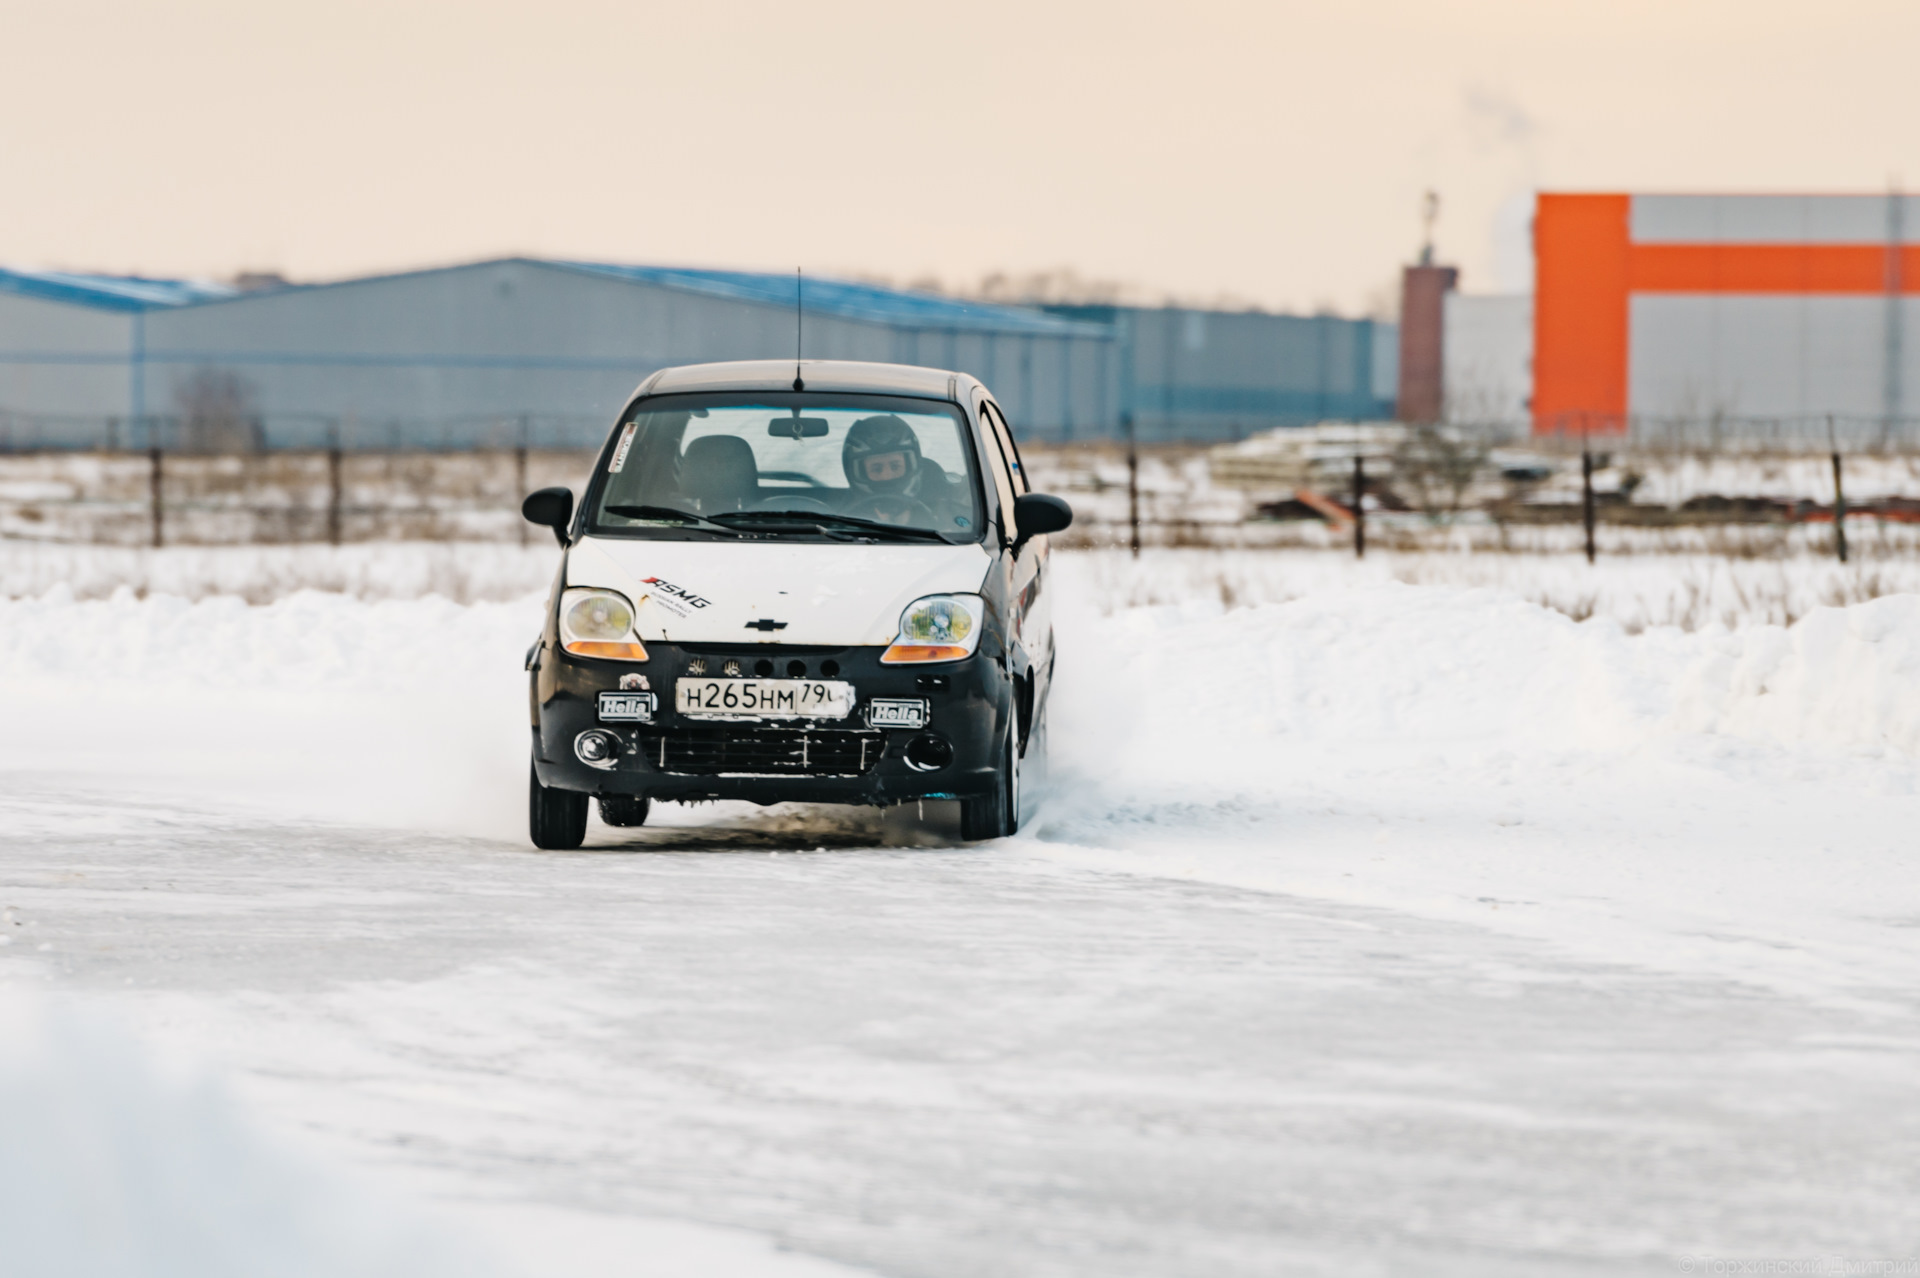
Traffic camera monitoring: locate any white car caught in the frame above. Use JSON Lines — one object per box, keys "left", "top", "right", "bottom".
{"left": 520, "top": 359, "right": 1072, "bottom": 848}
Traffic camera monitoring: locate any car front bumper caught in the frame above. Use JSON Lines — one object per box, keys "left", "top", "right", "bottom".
{"left": 531, "top": 641, "right": 1011, "bottom": 807}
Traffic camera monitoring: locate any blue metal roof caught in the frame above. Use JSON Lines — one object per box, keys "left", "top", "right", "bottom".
{"left": 550, "top": 261, "right": 1104, "bottom": 337}
{"left": 0, "top": 267, "right": 236, "bottom": 313}
{"left": 0, "top": 256, "right": 1104, "bottom": 338}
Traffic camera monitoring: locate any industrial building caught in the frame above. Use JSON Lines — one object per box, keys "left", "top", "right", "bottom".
{"left": 1048, "top": 305, "right": 1396, "bottom": 441}
{"left": 1, "top": 258, "right": 1398, "bottom": 449}
{"left": 1426, "top": 192, "right": 1920, "bottom": 441}
{"left": 0, "top": 260, "right": 1112, "bottom": 448}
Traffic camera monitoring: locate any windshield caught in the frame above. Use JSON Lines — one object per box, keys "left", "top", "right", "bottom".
{"left": 587, "top": 393, "right": 984, "bottom": 542}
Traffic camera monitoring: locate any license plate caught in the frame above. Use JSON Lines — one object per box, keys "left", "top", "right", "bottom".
{"left": 675, "top": 678, "right": 854, "bottom": 720}
{"left": 597, "top": 691, "right": 657, "bottom": 723}
{"left": 866, "top": 698, "right": 928, "bottom": 729}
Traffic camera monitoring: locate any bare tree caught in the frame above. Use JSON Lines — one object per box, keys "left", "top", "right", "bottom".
{"left": 1390, "top": 423, "right": 1493, "bottom": 526}
{"left": 173, "top": 367, "right": 264, "bottom": 453}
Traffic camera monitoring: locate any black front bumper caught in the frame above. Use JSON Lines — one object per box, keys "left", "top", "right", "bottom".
{"left": 531, "top": 641, "right": 1010, "bottom": 807}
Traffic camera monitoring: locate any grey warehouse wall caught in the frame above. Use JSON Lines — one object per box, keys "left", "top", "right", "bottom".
{"left": 137, "top": 261, "right": 1112, "bottom": 446}
{"left": 0, "top": 293, "right": 136, "bottom": 418}
{"left": 1049, "top": 305, "right": 1396, "bottom": 442}
{"left": 3, "top": 260, "right": 1404, "bottom": 451}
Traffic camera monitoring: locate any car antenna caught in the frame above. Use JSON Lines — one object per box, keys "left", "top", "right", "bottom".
{"left": 792, "top": 268, "right": 805, "bottom": 392}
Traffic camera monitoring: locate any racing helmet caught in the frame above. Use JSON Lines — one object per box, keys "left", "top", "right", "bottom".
{"left": 842, "top": 415, "right": 924, "bottom": 495}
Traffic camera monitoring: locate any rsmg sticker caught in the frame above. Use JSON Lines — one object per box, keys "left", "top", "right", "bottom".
{"left": 608, "top": 420, "right": 639, "bottom": 472}
{"left": 639, "top": 576, "right": 712, "bottom": 619}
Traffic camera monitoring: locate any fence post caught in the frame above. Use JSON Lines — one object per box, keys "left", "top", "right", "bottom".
{"left": 1831, "top": 453, "right": 1848, "bottom": 564}
{"left": 1828, "top": 414, "right": 1847, "bottom": 564}
{"left": 327, "top": 443, "right": 344, "bottom": 547}
{"left": 514, "top": 438, "right": 529, "bottom": 550}
{"left": 1352, "top": 454, "right": 1366, "bottom": 559}
{"left": 1123, "top": 410, "right": 1140, "bottom": 559}
{"left": 1580, "top": 443, "right": 1597, "bottom": 565}
{"left": 149, "top": 446, "right": 164, "bottom": 549}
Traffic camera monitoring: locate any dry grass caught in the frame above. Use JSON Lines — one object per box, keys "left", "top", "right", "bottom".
{"left": 1062, "top": 547, "right": 1920, "bottom": 633}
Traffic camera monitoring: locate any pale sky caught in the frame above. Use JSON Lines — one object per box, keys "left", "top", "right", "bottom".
{"left": 3, "top": 0, "right": 1916, "bottom": 314}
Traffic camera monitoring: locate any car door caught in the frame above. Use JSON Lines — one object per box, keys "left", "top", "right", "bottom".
{"left": 980, "top": 398, "right": 1053, "bottom": 735}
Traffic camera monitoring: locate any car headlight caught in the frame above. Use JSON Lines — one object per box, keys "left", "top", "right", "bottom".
{"left": 559, "top": 588, "right": 649, "bottom": 660}
{"left": 881, "top": 594, "right": 984, "bottom": 664}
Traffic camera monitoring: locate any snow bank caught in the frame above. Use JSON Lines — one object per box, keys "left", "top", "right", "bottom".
{"left": 1, "top": 568, "right": 1912, "bottom": 841}
{"left": 12, "top": 540, "right": 1920, "bottom": 633}
{"left": 0, "top": 586, "right": 543, "bottom": 836}
{"left": 0, "top": 992, "right": 490, "bottom": 1278}
{"left": 0, "top": 541, "right": 561, "bottom": 604}
{"left": 1049, "top": 585, "right": 1920, "bottom": 791}
{"left": 1666, "top": 595, "right": 1920, "bottom": 756}
{"left": 1061, "top": 546, "right": 1920, "bottom": 631}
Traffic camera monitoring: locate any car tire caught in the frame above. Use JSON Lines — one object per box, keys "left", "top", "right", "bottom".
{"left": 529, "top": 760, "right": 589, "bottom": 850}
{"left": 598, "top": 795, "right": 651, "bottom": 827}
{"left": 959, "top": 723, "right": 1019, "bottom": 841}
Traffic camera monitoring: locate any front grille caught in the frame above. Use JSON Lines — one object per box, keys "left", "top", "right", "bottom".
{"left": 640, "top": 726, "right": 885, "bottom": 776}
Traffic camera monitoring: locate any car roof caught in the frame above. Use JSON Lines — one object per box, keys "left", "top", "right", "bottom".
{"left": 638, "top": 360, "right": 979, "bottom": 402}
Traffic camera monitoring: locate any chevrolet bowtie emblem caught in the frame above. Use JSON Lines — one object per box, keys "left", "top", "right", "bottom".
{"left": 744, "top": 619, "right": 789, "bottom": 631}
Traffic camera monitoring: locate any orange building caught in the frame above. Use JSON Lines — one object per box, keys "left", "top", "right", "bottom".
{"left": 1532, "top": 193, "right": 1919, "bottom": 435}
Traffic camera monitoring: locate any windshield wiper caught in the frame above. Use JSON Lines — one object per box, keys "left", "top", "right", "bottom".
{"left": 711, "top": 510, "right": 951, "bottom": 542}
{"left": 602, "top": 504, "right": 742, "bottom": 536}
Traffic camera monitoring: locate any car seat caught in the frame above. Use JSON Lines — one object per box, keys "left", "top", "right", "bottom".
{"left": 682, "top": 435, "right": 759, "bottom": 513}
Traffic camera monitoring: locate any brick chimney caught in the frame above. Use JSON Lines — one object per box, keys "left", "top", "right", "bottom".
{"left": 1395, "top": 264, "right": 1458, "bottom": 423}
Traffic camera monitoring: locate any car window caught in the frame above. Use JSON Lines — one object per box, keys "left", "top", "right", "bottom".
{"left": 982, "top": 402, "right": 1030, "bottom": 495}
{"left": 588, "top": 392, "right": 984, "bottom": 541}
{"left": 975, "top": 400, "right": 1019, "bottom": 536}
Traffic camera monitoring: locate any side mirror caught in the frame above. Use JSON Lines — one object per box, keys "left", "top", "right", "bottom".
{"left": 522, "top": 486, "right": 575, "bottom": 547}
{"left": 1011, "top": 493, "right": 1072, "bottom": 549}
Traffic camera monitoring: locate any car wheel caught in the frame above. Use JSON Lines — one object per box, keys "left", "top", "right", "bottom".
{"left": 959, "top": 723, "right": 1019, "bottom": 841}
{"left": 598, "top": 795, "right": 651, "bottom": 827}
{"left": 529, "top": 760, "right": 589, "bottom": 850}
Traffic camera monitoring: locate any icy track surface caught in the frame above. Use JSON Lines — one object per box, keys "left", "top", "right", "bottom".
{"left": 3, "top": 557, "right": 1920, "bottom": 1275}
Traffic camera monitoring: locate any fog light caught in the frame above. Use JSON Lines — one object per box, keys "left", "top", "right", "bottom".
{"left": 574, "top": 729, "right": 620, "bottom": 769}
{"left": 903, "top": 732, "right": 953, "bottom": 772}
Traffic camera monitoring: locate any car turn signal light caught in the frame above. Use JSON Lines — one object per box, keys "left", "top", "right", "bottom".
{"left": 563, "top": 639, "right": 650, "bottom": 660}
{"left": 880, "top": 643, "right": 970, "bottom": 664}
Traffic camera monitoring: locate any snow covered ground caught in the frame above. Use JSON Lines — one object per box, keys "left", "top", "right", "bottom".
{"left": 8, "top": 538, "right": 1919, "bottom": 630}
{"left": 3, "top": 543, "right": 1919, "bottom": 1274}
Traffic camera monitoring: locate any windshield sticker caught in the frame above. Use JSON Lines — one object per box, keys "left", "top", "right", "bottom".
{"left": 608, "top": 420, "right": 639, "bottom": 473}
{"left": 639, "top": 576, "right": 711, "bottom": 619}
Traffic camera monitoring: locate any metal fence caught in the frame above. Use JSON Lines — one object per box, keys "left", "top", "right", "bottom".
{"left": 1525, "top": 413, "right": 1920, "bottom": 454}
{"left": 10, "top": 406, "right": 1920, "bottom": 458}
{"left": 6, "top": 408, "right": 1920, "bottom": 558}
{"left": 0, "top": 410, "right": 612, "bottom": 454}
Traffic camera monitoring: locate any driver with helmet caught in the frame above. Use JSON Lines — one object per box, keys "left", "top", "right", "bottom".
{"left": 840, "top": 415, "right": 965, "bottom": 526}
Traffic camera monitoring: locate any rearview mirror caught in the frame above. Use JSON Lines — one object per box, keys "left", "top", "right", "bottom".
{"left": 1012, "top": 493, "right": 1073, "bottom": 547}
{"left": 521, "top": 486, "right": 574, "bottom": 547}
{"left": 769, "top": 417, "right": 830, "bottom": 439}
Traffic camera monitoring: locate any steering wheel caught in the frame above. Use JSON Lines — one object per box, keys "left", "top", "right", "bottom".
{"left": 855, "top": 494, "right": 935, "bottom": 527}
{"left": 750, "top": 494, "right": 836, "bottom": 513}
